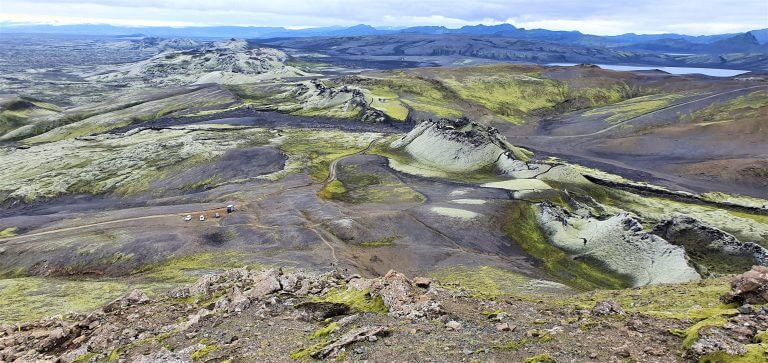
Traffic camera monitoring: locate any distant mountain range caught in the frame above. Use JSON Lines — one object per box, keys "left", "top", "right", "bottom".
{"left": 2, "top": 22, "right": 767, "bottom": 56}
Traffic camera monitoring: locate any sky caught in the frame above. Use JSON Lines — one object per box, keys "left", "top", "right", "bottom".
{"left": 1, "top": 0, "right": 766, "bottom": 35}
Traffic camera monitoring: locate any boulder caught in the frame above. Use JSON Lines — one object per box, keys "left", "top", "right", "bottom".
{"left": 592, "top": 300, "right": 625, "bottom": 316}
{"left": 721, "top": 266, "right": 768, "bottom": 304}
{"left": 246, "top": 269, "right": 282, "bottom": 299}
{"left": 104, "top": 289, "right": 150, "bottom": 313}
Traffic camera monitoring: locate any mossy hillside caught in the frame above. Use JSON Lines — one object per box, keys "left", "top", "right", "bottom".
{"left": 441, "top": 74, "right": 565, "bottom": 124}
{"left": 501, "top": 202, "right": 632, "bottom": 290}
{"left": 26, "top": 87, "right": 240, "bottom": 144}
{"left": 429, "top": 265, "right": 531, "bottom": 300}
{"left": 364, "top": 88, "right": 410, "bottom": 121}
{"left": 132, "top": 251, "right": 250, "bottom": 284}
{"left": 359, "top": 236, "right": 399, "bottom": 248}
{"left": 367, "top": 137, "right": 503, "bottom": 184}
{"left": 0, "top": 98, "right": 62, "bottom": 137}
{"left": 277, "top": 129, "right": 382, "bottom": 182}
{"left": 681, "top": 89, "right": 768, "bottom": 125}
{"left": 358, "top": 75, "right": 463, "bottom": 118}
{"left": 582, "top": 92, "right": 688, "bottom": 124}
{"left": 317, "top": 180, "right": 347, "bottom": 200}
{"left": 0, "top": 227, "right": 17, "bottom": 238}
{"left": 0, "top": 127, "right": 274, "bottom": 203}
{"left": 564, "top": 276, "right": 735, "bottom": 320}
{"left": 326, "top": 163, "right": 425, "bottom": 204}
{"left": 0, "top": 277, "right": 129, "bottom": 324}
{"left": 0, "top": 251, "right": 253, "bottom": 324}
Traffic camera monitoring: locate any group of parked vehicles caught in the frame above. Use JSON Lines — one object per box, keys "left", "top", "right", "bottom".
{"left": 184, "top": 204, "right": 235, "bottom": 221}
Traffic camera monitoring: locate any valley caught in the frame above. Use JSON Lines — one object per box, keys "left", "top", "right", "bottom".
{"left": 0, "top": 32, "right": 767, "bottom": 362}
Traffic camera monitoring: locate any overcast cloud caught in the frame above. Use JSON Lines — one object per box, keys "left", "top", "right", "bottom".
{"left": 1, "top": 0, "right": 766, "bottom": 35}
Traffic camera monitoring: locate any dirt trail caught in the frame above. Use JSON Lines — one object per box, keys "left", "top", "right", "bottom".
{"left": 0, "top": 207, "right": 230, "bottom": 244}
{"left": 529, "top": 85, "right": 765, "bottom": 139}
{"left": 2, "top": 137, "right": 382, "bottom": 245}
{"left": 324, "top": 138, "right": 380, "bottom": 184}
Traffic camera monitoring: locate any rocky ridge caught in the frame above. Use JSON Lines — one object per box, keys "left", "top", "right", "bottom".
{"left": 4, "top": 266, "right": 768, "bottom": 362}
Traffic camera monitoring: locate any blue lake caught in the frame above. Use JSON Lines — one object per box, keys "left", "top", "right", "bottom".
{"left": 548, "top": 63, "right": 750, "bottom": 77}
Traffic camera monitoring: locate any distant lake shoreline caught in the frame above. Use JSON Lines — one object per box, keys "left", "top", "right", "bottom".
{"left": 547, "top": 63, "right": 750, "bottom": 77}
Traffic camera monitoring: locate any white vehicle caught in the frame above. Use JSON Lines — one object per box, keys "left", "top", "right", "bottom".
{"left": 214, "top": 213, "right": 221, "bottom": 218}
{"left": 199, "top": 215, "right": 205, "bottom": 221}
{"left": 184, "top": 215, "right": 192, "bottom": 221}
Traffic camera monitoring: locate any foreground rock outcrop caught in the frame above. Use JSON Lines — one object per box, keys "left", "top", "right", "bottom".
{"left": 2, "top": 266, "right": 763, "bottom": 362}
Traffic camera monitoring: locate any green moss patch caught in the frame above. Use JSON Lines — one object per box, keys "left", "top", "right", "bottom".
{"left": 0, "top": 277, "right": 128, "bottom": 324}
{"left": 501, "top": 202, "right": 631, "bottom": 290}
{"left": 359, "top": 236, "right": 399, "bottom": 248}
{"left": 191, "top": 344, "right": 220, "bottom": 361}
{"left": 0, "top": 227, "right": 17, "bottom": 238}
{"left": 318, "top": 180, "right": 347, "bottom": 199}
{"left": 309, "top": 322, "right": 339, "bottom": 340}
{"left": 430, "top": 265, "right": 528, "bottom": 299}
{"left": 565, "top": 276, "right": 734, "bottom": 320}
{"left": 316, "top": 287, "right": 388, "bottom": 314}
{"left": 583, "top": 93, "right": 687, "bottom": 124}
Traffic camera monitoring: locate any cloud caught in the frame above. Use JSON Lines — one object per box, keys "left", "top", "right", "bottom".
{"left": 1, "top": 0, "right": 766, "bottom": 35}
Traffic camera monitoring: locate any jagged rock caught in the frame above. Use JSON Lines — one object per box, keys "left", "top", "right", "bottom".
{"left": 592, "top": 301, "right": 625, "bottom": 316}
{"left": 721, "top": 266, "right": 768, "bottom": 304}
{"left": 348, "top": 276, "right": 375, "bottom": 291}
{"left": 247, "top": 269, "right": 282, "bottom": 299}
{"left": 369, "top": 270, "right": 444, "bottom": 319}
{"left": 390, "top": 117, "right": 530, "bottom": 173}
{"left": 294, "top": 302, "right": 350, "bottom": 321}
{"left": 312, "top": 326, "right": 389, "bottom": 359}
{"left": 177, "top": 309, "right": 212, "bottom": 332}
{"left": 496, "top": 322, "right": 513, "bottom": 331}
{"left": 413, "top": 277, "right": 432, "bottom": 288}
{"left": 215, "top": 286, "right": 251, "bottom": 313}
{"left": 445, "top": 321, "right": 462, "bottom": 330}
{"left": 103, "top": 289, "right": 150, "bottom": 313}
{"left": 653, "top": 216, "right": 768, "bottom": 272}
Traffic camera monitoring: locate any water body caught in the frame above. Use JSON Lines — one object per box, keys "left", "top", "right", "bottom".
{"left": 548, "top": 63, "right": 749, "bottom": 77}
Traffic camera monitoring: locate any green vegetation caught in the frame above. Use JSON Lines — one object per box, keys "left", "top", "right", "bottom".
{"left": 329, "top": 163, "right": 425, "bottom": 203}
{"left": 309, "top": 322, "right": 339, "bottom": 339}
{"left": 133, "top": 251, "right": 249, "bottom": 284}
{"left": 681, "top": 89, "right": 768, "bottom": 125}
{"left": 318, "top": 180, "right": 347, "bottom": 199}
{"left": 361, "top": 74, "right": 462, "bottom": 118}
{"left": 442, "top": 73, "right": 564, "bottom": 123}
{"left": 0, "top": 277, "right": 128, "bottom": 324}
{"left": 430, "top": 265, "right": 528, "bottom": 299}
{"left": 191, "top": 344, "right": 220, "bottom": 361}
{"left": 368, "top": 138, "right": 502, "bottom": 184}
{"left": 493, "top": 338, "right": 529, "bottom": 351}
{"left": 0, "top": 227, "right": 17, "bottom": 238}
{"left": 290, "top": 340, "right": 331, "bottom": 360}
{"left": 277, "top": 129, "right": 380, "bottom": 182}
{"left": 317, "top": 287, "right": 388, "bottom": 314}
{"left": 583, "top": 93, "right": 687, "bottom": 124}
{"left": 524, "top": 353, "right": 556, "bottom": 363}
{"left": 71, "top": 352, "right": 99, "bottom": 363}
{"left": 359, "top": 236, "right": 399, "bottom": 247}
{"left": 566, "top": 275, "right": 733, "bottom": 319}
{"left": 502, "top": 202, "right": 632, "bottom": 290}
{"left": 0, "top": 127, "right": 273, "bottom": 203}
{"left": 700, "top": 343, "right": 768, "bottom": 363}
{"left": 26, "top": 87, "right": 239, "bottom": 143}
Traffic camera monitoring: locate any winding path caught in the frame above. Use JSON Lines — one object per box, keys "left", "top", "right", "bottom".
{"left": 527, "top": 85, "right": 765, "bottom": 139}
